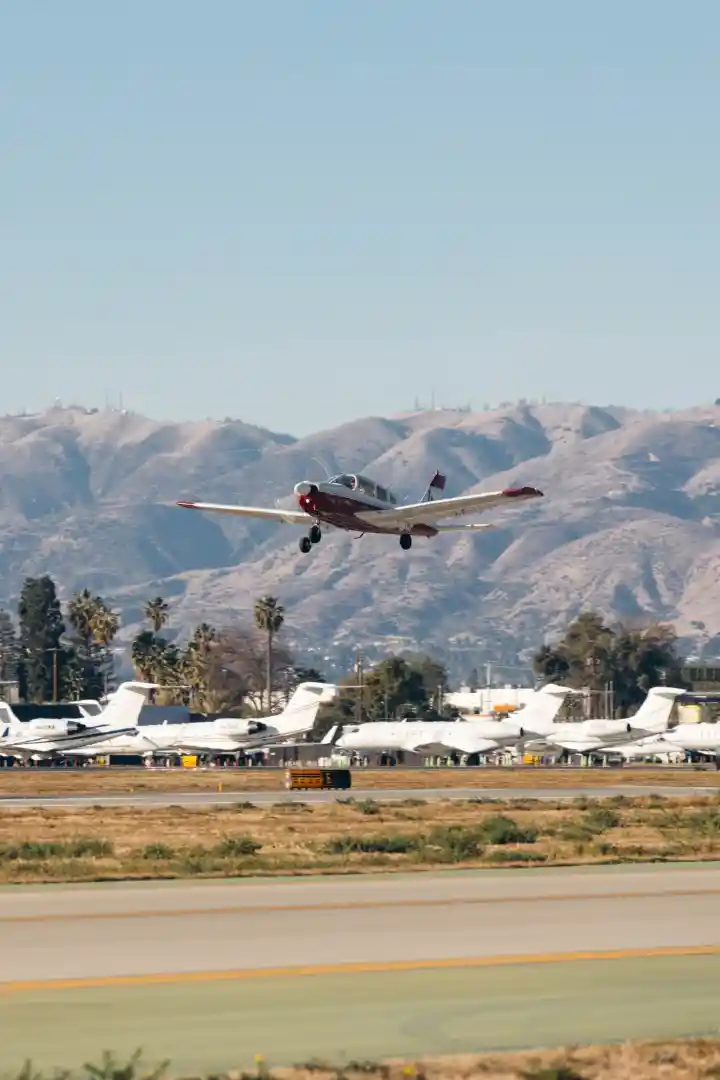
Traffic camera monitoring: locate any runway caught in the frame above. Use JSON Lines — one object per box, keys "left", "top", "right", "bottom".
{"left": 2, "top": 861, "right": 720, "bottom": 984}
{"left": 0, "top": 783, "right": 717, "bottom": 808}
{"left": 2, "top": 863, "right": 720, "bottom": 1069}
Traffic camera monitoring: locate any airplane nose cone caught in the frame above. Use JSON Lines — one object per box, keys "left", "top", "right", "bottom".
{"left": 294, "top": 481, "right": 318, "bottom": 496}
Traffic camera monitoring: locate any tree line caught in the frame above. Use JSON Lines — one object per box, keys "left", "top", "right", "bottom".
{"left": 0, "top": 577, "right": 321, "bottom": 713}
{"left": 0, "top": 576, "right": 690, "bottom": 723}
{"left": 532, "top": 611, "right": 687, "bottom": 716}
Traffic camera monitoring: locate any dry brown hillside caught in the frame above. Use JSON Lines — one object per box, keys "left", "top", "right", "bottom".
{"left": 1, "top": 401, "right": 719, "bottom": 676}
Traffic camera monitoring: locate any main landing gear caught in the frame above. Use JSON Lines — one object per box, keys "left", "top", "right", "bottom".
{"left": 299, "top": 524, "right": 322, "bottom": 553}
{"left": 400, "top": 533, "right": 412, "bottom": 550}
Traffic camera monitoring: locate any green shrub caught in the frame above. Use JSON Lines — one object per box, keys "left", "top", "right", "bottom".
{"left": 479, "top": 815, "right": 538, "bottom": 845}
{"left": 423, "top": 825, "right": 485, "bottom": 862}
{"left": 324, "top": 834, "right": 418, "bottom": 855}
{"left": 486, "top": 849, "right": 547, "bottom": 864}
{"left": 141, "top": 843, "right": 176, "bottom": 860}
{"left": 214, "top": 836, "right": 262, "bottom": 857}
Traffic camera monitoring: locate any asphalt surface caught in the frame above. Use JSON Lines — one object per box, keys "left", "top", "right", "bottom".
{"left": 1, "top": 784, "right": 718, "bottom": 808}
{"left": 2, "top": 862, "right": 720, "bottom": 984}
{"left": 3, "top": 864, "right": 720, "bottom": 1070}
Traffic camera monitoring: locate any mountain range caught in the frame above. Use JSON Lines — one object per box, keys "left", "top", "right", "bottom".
{"left": 1, "top": 401, "right": 720, "bottom": 681}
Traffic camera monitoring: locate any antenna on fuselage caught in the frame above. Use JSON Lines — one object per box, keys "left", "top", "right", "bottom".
{"left": 311, "top": 455, "right": 333, "bottom": 480}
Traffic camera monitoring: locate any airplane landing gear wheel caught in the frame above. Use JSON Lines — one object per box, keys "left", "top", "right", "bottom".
{"left": 400, "top": 533, "right": 412, "bottom": 550}
{"left": 310, "top": 524, "right": 322, "bottom": 544}
{"left": 299, "top": 536, "right": 312, "bottom": 554}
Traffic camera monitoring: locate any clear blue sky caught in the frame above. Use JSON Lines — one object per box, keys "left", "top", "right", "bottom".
{"left": 2, "top": 1, "right": 718, "bottom": 436}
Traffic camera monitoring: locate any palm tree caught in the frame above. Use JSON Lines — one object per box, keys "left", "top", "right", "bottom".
{"left": 89, "top": 606, "right": 120, "bottom": 694}
{"left": 131, "top": 630, "right": 156, "bottom": 680}
{"left": 144, "top": 596, "right": 170, "bottom": 634}
{"left": 183, "top": 622, "right": 217, "bottom": 707}
{"left": 253, "top": 596, "right": 284, "bottom": 713}
{"left": 67, "top": 589, "right": 97, "bottom": 642}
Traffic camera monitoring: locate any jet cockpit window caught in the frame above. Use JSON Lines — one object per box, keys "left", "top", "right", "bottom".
{"left": 329, "top": 474, "right": 356, "bottom": 490}
{"left": 355, "top": 475, "right": 377, "bottom": 498}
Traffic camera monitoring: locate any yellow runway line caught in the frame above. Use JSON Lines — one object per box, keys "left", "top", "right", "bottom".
{"left": 3, "top": 945, "right": 720, "bottom": 995}
{"left": 2, "top": 887, "right": 720, "bottom": 924}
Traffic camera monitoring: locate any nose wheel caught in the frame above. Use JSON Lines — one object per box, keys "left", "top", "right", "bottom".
{"left": 400, "top": 533, "right": 412, "bottom": 550}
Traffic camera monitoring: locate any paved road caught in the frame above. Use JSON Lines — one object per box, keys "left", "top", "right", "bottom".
{"left": 2, "top": 862, "right": 720, "bottom": 984}
{"left": 1, "top": 784, "right": 718, "bottom": 809}
{"left": 3, "top": 864, "right": 720, "bottom": 1071}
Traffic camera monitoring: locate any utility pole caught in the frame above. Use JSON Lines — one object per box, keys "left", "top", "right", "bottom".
{"left": 48, "top": 648, "right": 60, "bottom": 702}
{"left": 355, "top": 652, "right": 363, "bottom": 725}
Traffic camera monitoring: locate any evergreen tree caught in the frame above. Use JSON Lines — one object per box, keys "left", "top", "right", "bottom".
{"left": 0, "top": 609, "right": 19, "bottom": 698}
{"left": 17, "top": 576, "right": 73, "bottom": 702}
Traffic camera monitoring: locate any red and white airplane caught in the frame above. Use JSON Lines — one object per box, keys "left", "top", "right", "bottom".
{"left": 177, "top": 471, "right": 543, "bottom": 554}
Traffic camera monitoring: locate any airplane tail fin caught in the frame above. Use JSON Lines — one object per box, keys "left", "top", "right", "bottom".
{"left": 420, "top": 471, "right": 447, "bottom": 503}
{"left": 273, "top": 682, "right": 337, "bottom": 736}
{"left": 512, "top": 683, "right": 577, "bottom": 735}
{"left": 628, "top": 686, "right": 686, "bottom": 733}
{"left": 321, "top": 724, "right": 340, "bottom": 745}
{"left": 96, "top": 682, "right": 157, "bottom": 731}
{"left": 0, "top": 701, "right": 21, "bottom": 734}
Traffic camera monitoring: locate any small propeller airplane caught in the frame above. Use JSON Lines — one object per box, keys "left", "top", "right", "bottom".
{"left": 177, "top": 471, "right": 543, "bottom": 554}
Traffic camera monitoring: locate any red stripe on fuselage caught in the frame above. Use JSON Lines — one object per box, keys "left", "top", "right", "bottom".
{"left": 297, "top": 492, "right": 437, "bottom": 537}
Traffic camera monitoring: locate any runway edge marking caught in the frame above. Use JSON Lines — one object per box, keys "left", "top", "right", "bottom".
{"left": 4, "top": 945, "right": 720, "bottom": 994}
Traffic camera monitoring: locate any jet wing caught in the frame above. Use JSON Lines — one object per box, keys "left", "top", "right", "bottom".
{"left": 174, "top": 736, "right": 241, "bottom": 753}
{"left": 402, "top": 732, "right": 502, "bottom": 756}
{"left": 0, "top": 726, "right": 138, "bottom": 754}
{"left": 177, "top": 501, "right": 309, "bottom": 524}
{"left": 355, "top": 486, "right": 543, "bottom": 529}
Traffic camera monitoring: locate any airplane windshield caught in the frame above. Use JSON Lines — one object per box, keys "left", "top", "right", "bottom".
{"left": 329, "top": 474, "right": 356, "bottom": 490}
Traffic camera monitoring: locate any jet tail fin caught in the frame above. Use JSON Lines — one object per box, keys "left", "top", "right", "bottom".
{"left": 0, "top": 701, "right": 20, "bottom": 733}
{"left": 272, "top": 683, "right": 337, "bottom": 736}
{"left": 513, "top": 683, "right": 578, "bottom": 735}
{"left": 96, "top": 682, "right": 158, "bottom": 730}
{"left": 321, "top": 724, "right": 340, "bottom": 744}
{"left": 628, "top": 686, "right": 685, "bottom": 733}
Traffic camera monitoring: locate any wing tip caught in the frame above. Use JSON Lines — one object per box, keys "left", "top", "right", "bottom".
{"left": 502, "top": 486, "right": 544, "bottom": 498}
{"left": 176, "top": 501, "right": 197, "bottom": 509}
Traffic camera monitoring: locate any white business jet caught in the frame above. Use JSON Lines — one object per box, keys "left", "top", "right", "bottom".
{"left": 0, "top": 682, "right": 157, "bottom": 760}
{"left": 525, "top": 686, "right": 686, "bottom": 756}
{"left": 333, "top": 683, "right": 575, "bottom": 758}
{"left": 62, "top": 682, "right": 336, "bottom": 760}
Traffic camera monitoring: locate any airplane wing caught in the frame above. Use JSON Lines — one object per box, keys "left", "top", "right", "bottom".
{"left": 402, "top": 733, "right": 502, "bottom": 755}
{"left": 173, "top": 736, "right": 241, "bottom": 753}
{"left": 355, "top": 486, "right": 543, "bottom": 529}
{"left": 176, "top": 501, "right": 310, "bottom": 524}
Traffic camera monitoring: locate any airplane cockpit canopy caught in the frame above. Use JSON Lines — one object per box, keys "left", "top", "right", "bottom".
{"left": 329, "top": 474, "right": 397, "bottom": 505}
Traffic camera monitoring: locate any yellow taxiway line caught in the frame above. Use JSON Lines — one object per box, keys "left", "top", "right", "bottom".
{"left": 3, "top": 945, "right": 720, "bottom": 995}
{"left": 2, "top": 886, "right": 720, "bottom": 924}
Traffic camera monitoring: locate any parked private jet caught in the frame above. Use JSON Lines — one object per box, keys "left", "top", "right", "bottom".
{"left": 662, "top": 722, "right": 720, "bottom": 766}
{"left": 333, "top": 684, "right": 575, "bottom": 758}
{"left": 525, "top": 686, "right": 686, "bottom": 755}
{"left": 177, "top": 471, "right": 543, "bottom": 553}
{"left": 0, "top": 682, "right": 157, "bottom": 760}
{"left": 61, "top": 682, "right": 336, "bottom": 760}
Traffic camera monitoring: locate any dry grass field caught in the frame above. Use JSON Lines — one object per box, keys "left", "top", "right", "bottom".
{"left": 272, "top": 1039, "right": 720, "bottom": 1080}
{"left": 0, "top": 764, "right": 718, "bottom": 797}
{"left": 14, "top": 1040, "right": 720, "bottom": 1080}
{"left": 1, "top": 792, "right": 720, "bottom": 883}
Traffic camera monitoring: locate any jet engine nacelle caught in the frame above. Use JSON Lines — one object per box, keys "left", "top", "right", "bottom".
{"left": 27, "top": 718, "right": 87, "bottom": 736}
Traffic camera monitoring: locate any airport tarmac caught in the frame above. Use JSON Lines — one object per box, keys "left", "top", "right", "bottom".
{"left": 2, "top": 863, "right": 720, "bottom": 1069}
{"left": 0, "top": 783, "right": 718, "bottom": 808}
